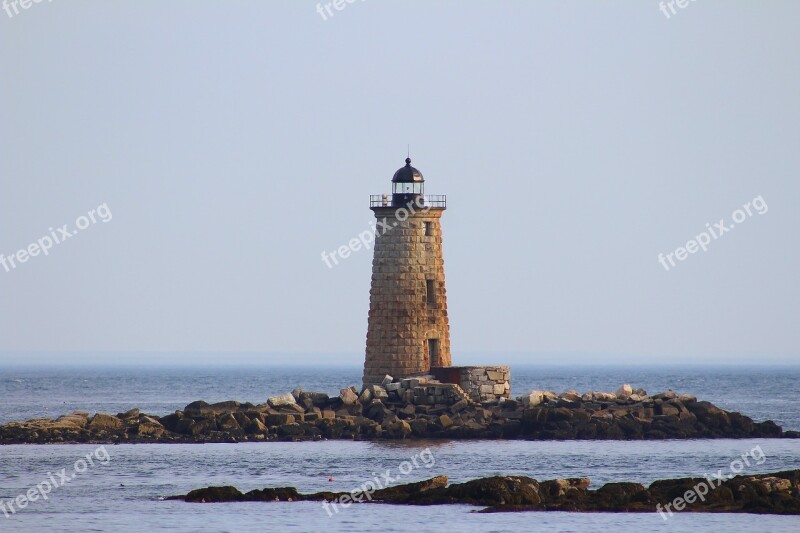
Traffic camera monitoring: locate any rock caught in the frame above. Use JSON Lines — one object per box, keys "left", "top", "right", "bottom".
{"left": 138, "top": 421, "right": 165, "bottom": 438}
{"left": 593, "top": 392, "right": 617, "bottom": 401}
{"left": 658, "top": 404, "right": 680, "bottom": 417}
{"left": 277, "top": 423, "right": 304, "bottom": 437}
{"left": 218, "top": 413, "right": 241, "bottom": 431}
{"left": 183, "top": 401, "right": 213, "bottom": 417}
{"left": 246, "top": 419, "right": 269, "bottom": 434}
{"left": 339, "top": 388, "right": 359, "bottom": 406}
{"left": 384, "top": 420, "right": 412, "bottom": 439}
{"left": 438, "top": 414, "right": 454, "bottom": 429}
{"left": 559, "top": 390, "right": 582, "bottom": 402}
{"left": 117, "top": 408, "right": 140, "bottom": 419}
{"left": 175, "top": 418, "right": 196, "bottom": 435}
{"left": 434, "top": 476, "right": 542, "bottom": 506}
{"left": 268, "top": 394, "right": 297, "bottom": 408}
{"left": 189, "top": 418, "right": 217, "bottom": 435}
{"left": 89, "top": 413, "right": 123, "bottom": 431}
{"left": 266, "top": 414, "right": 295, "bottom": 426}
{"left": 291, "top": 387, "right": 303, "bottom": 401}
{"left": 209, "top": 401, "right": 241, "bottom": 413}
{"left": 172, "top": 470, "right": 800, "bottom": 513}
{"left": 518, "top": 391, "right": 545, "bottom": 407}
{"left": 450, "top": 399, "right": 469, "bottom": 413}
{"left": 183, "top": 486, "right": 244, "bottom": 503}
{"left": 358, "top": 389, "right": 373, "bottom": 404}
{"left": 615, "top": 384, "right": 633, "bottom": 398}
{"left": 381, "top": 375, "right": 394, "bottom": 387}
{"left": 595, "top": 482, "right": 648, "bottom": 504}
{"left": 409, "top": 419, "right": 429, "bottom": 436}
{"left": 159, "top": 412, "right": 183, "bottom": 432}
{"left": 57, "top": 412, "right": 89, "bottom": 428}
{"left": 298, "top": 391, "right": 329, "bottom": 407}
{"left": 368, "top": 385, "right": 389, "bottom": 401}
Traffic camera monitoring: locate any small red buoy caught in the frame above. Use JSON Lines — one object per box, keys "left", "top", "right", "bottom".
{"left": 328, "top": 477, "right": 334, "bottom": 482}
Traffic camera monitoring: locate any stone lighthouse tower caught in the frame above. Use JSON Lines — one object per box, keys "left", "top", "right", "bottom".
{"left": 363, "top": 158, "right": 451, "bottom": 387}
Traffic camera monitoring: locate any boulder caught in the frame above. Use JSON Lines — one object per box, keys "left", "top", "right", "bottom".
{"left": 57, "top": 412, "right": 90, "bottom": 428}
{"left": 438, "top": 414, "right": 454, "bottom": 429}
{"left": 339, "top": 387, "right": 359, "bottom": 406}
{"left": 298, "top": 391, "right": 329, "bottom": 407}
{"left": 209, "top": 401, "right": 241, "bottom": 413}
{"left": 358, "top": 388, "right": 373, "bottom": 404}
{"left": 138, "top": 421, "right": 165, "bottom": 438}
{"left": 653, "top": 391, "right": 677, "bottom": 400}
{"left": 184, "top": 401, "right": 214, "bottom": 416}
{"left": 518, "top": 391, "right": 545, "bottom": 407}
{"left": 615, "top": 384, "right": 633, "bottom": 398}
{"left": 593, "top": 392, "right": 617, "bottom": 401}
{"left": 368, "top": 385, "right": 389, "bottom": 401}
{"left": 277, "top": 423, "right": 304, "bottom": 437}
{"left": 218, "top": 413, "right": 241, "bottom": 431}
{"left": 266, "top": 414, "right": 296, "bottom": 426}
{"left": 246, "top": 419, "right": 269, "bottom": 434}
{"left": 268, "top": 394, "right": 297, "bottom": 408}
{"left": 159, "top": 412, "right": 183, "bottom": 432}
{"left": 384, "top": 420, "right": 412, "bottom": 439}
{"left": 89, "top": 413, "right": 123, "bottom": 432}
{"left": 175, "top": 418, "right": 196, "bottom": 435}
{"left": 117, "top": 408, "right": 140, "bottom": 419}
{"left": 450, "top": 399, "right": 469, "bottom": 413}
{"left": 559, "top": 390, "right": 582, "bottom": 402}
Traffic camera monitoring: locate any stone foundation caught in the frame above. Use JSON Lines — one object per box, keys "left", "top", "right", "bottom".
{"left": 428, "top": 366, "right": 511, "bottom": 402}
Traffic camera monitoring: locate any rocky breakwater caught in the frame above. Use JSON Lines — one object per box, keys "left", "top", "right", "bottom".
{"left": 0, "top": 379, "right": 797, "bottom": 444}
{"left": 169, "top": 470, "right": 800, "bottom": 515}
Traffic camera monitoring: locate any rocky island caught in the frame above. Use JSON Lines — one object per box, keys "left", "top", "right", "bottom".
{"left": 169, "top": 470, "right": 800, "bottom": 516}
{"left": 1, "top": 376, "right": 797, "bottom": 444}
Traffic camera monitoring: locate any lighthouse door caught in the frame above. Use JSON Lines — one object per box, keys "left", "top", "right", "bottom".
{"left": 428, "top": 339, "right": 440, "bottom": 368}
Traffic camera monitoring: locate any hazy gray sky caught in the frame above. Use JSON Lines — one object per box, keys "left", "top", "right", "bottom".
{"left": 1, "top": 1, "right": 798, "bottom": 366}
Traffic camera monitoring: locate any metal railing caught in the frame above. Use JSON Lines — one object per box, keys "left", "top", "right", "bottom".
{"left": 369, "top": 195, "right": 447, "bottom": 208}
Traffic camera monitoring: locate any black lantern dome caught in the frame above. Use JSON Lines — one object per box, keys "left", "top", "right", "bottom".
{"left": 392, "top": 158, "right": 424, "bottom": 183}
{"left": 391, "top": 158, "right": 424, "bottom": 207}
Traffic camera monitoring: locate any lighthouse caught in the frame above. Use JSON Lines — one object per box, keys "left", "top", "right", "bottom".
{"left": 363, "top": 158, "right": 451, "bottom": 387}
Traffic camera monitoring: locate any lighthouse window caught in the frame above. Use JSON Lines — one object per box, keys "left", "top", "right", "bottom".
{"left": 426, "top": 280, "right": 436, "bottom": 305}
{"left": 424, "top": 222, "right": 433, "bottom": 236}
{"left": 428, "top": 339, "right": 440, "bottom": 367}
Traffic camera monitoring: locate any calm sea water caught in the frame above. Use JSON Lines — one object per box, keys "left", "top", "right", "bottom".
{"left": 0, "top": 365, "right": 798, "bottom": 532}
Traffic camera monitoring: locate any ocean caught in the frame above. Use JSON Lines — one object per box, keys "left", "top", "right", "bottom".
{"left": 1, "top": 365, "right": 799, "bottom": 532}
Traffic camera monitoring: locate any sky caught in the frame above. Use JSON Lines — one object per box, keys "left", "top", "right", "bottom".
{"left": 1, "top": 1, "right": 798, "bottom": 366}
